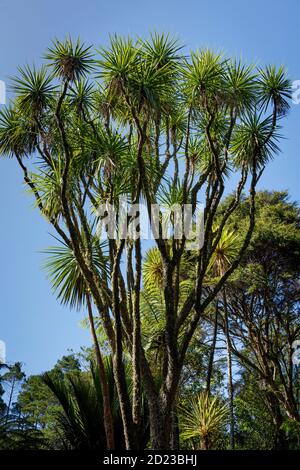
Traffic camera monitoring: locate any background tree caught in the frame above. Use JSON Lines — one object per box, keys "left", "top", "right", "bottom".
{"left": 0, "top": 376, "right": 6, "bottom": 416}
{"left": 16, "top": 354, "right": 81, "bottom": 443}
{"left": 2, "top": 362, "right": 25, "bottom": 423}
{"left": 216, "top": 191, "right": 300, "bottom": 445}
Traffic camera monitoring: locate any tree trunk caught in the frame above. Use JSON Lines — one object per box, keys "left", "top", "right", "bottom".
{"left": 170, "top": 405, "right": 180, "bottom": 450}
{"left": 266, "top": 390, "right": 287, "bottom": 449}
{"left": 148, "top": 406, "right": 173, "bottom": 449}
{"left": 201, "top": 434, "right": 211, "bottom": 450}
{"left": 112, "top": 240, "right": 135, "bottom": 449}
{"left": 223, "top": 289, "right": 235, "bottom": 450}
{"left": 146, "top": 381, "right": 181, "bottom": 449}
{"left": 206, "top": 303, "right": 218, "bottom": 395}
{"left": 132, "top": 238, "right": 142, "bottom": 428}
{"left": 5, "top": 376, "right": 15, "bottom": 424}
{"left": 86, "top": 294, "right": 115, "bottom": 449}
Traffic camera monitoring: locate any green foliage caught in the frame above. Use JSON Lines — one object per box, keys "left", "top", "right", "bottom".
{"left": 224, "top": 190, "right": 300, "bottom": 274}
{"left": 183, "top": 49, "right": 226, "bottom": 108}
{"left": 143, "top": 247, "right": 163, "bottom": 289}
{"left": 0, "top": 106, "right": 36, "bottom": 157}
{"left": 10, "top": 65, "right": 56, "bottom": 116}
{"left": 231, "top": 113, "right": 281, "bottom": 168}
{"left": 45, "top": 37, "right": 94, "bottom": 82}
{"left": 0, "top": 415, "right": 45, "bottom": 450}
{"left": 234, "top": 374, "right": 278, "bottom": 449}
{"left": 180, "top": 392, "right": 229, "bottom": 449}
{"left": 258, "top": 65, "right": 291, "bottom": 115}
{"left": 16, "top": 354, "right": 81, "bottom": 444}
{"left": 207, "top": 228, "right": 240, "bottom": 278}
{"left": 42, "top": 237, "right": 109, "bottom": 309}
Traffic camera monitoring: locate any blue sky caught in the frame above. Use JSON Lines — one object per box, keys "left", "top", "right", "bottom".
{"left": 0, "top": 0, "right": 299, "bottom": 376}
